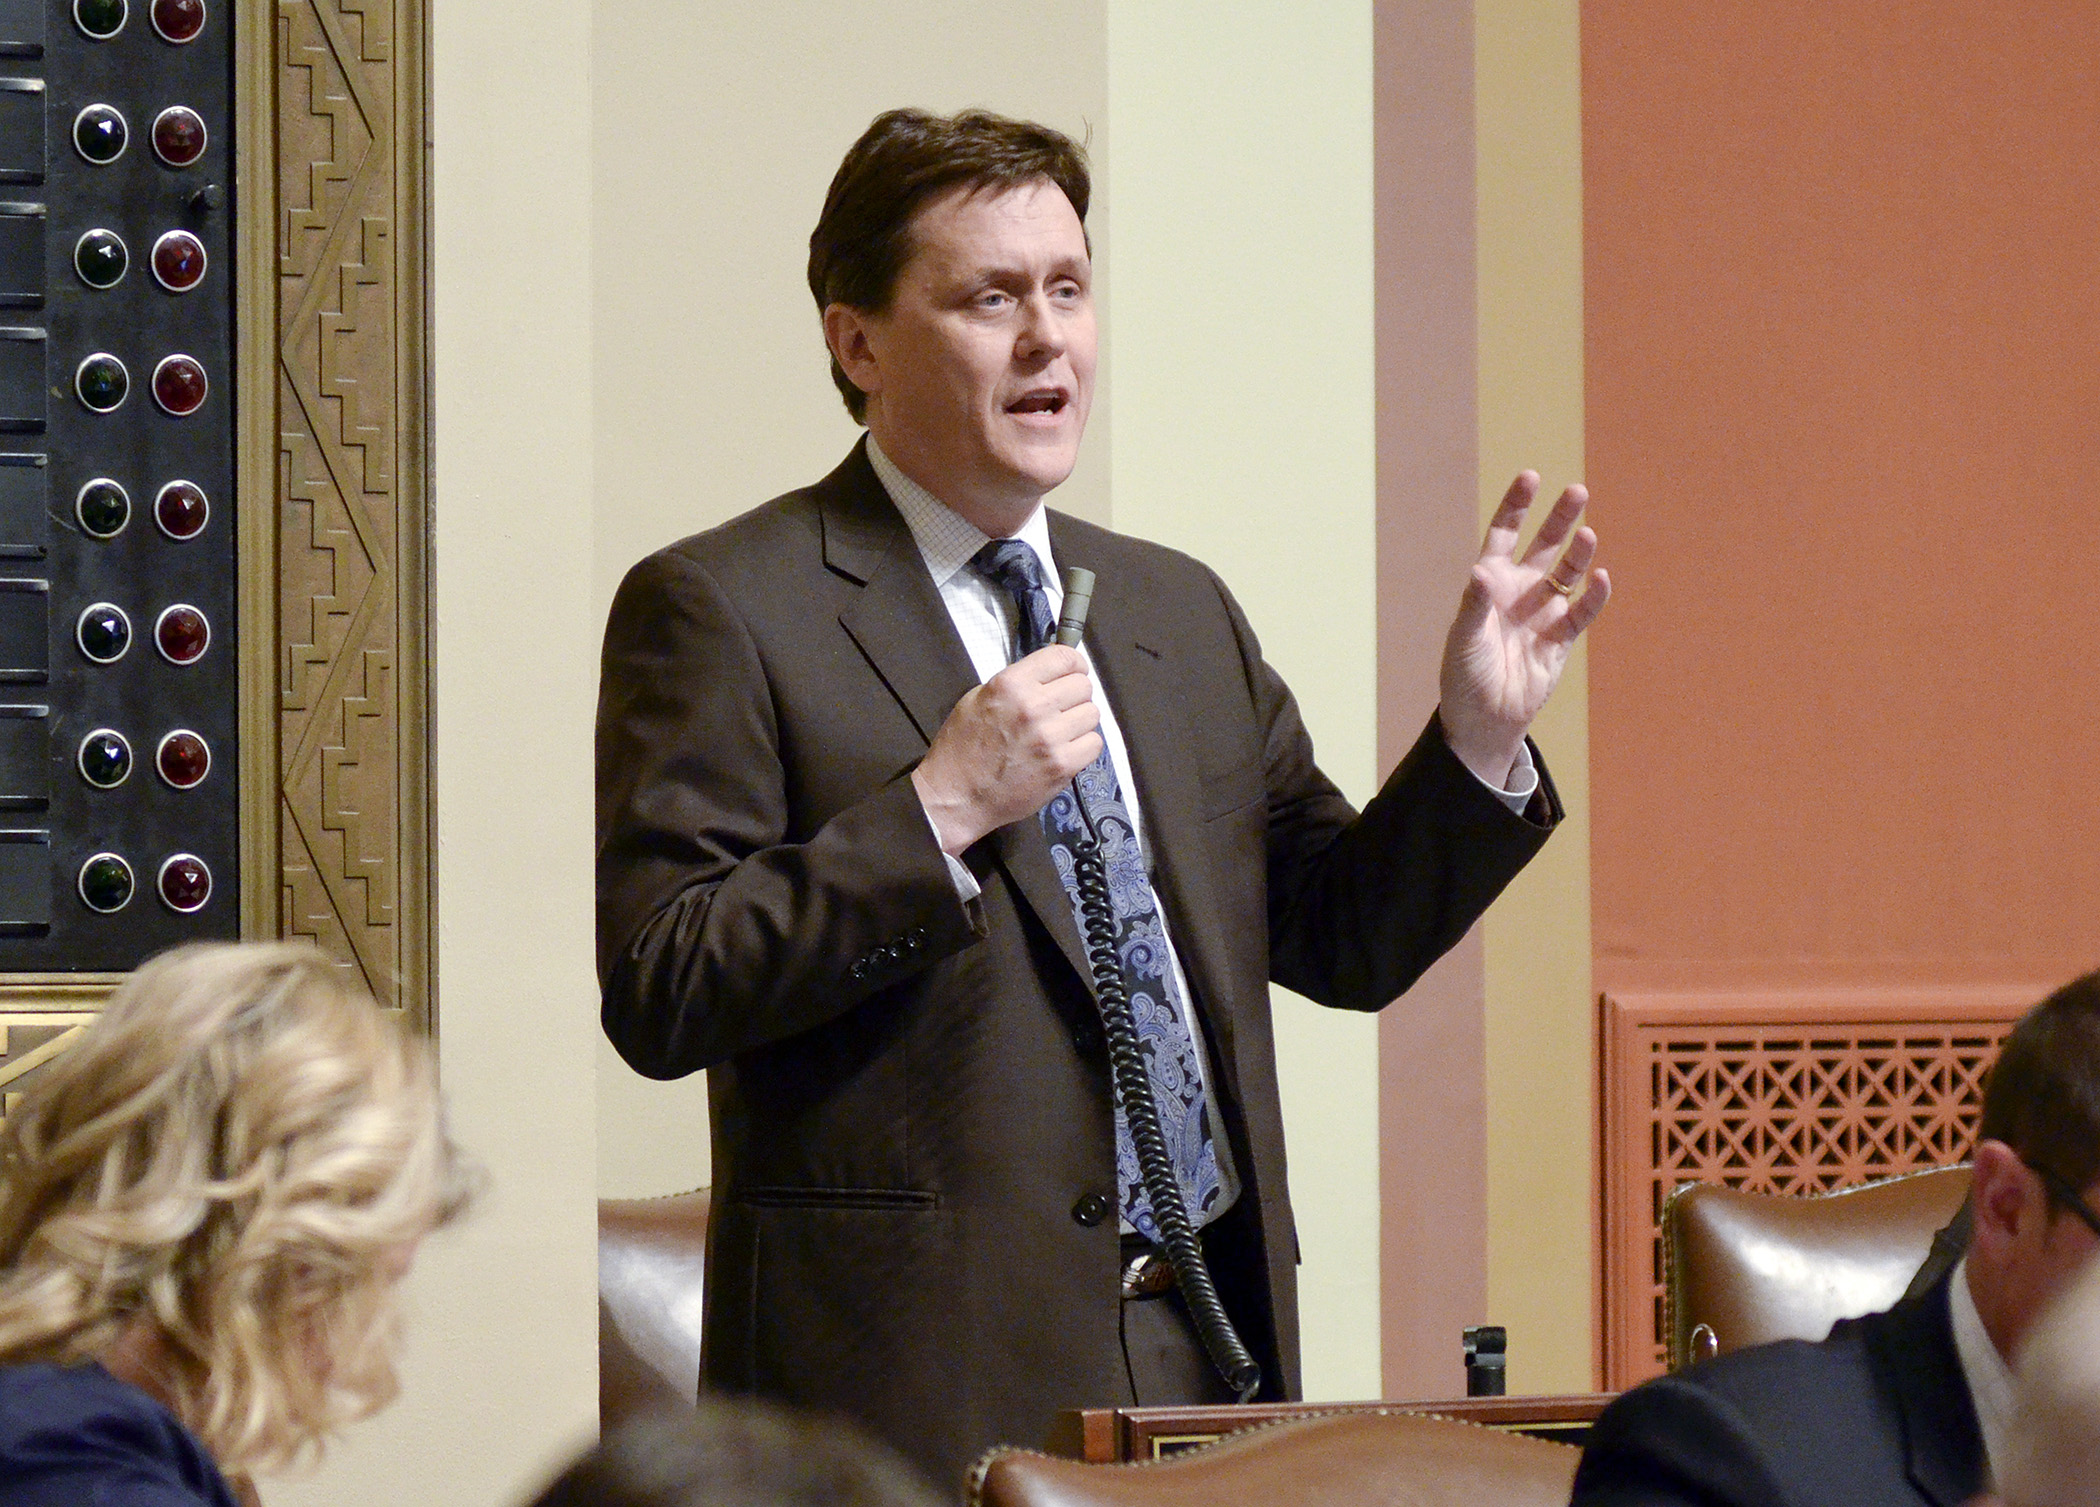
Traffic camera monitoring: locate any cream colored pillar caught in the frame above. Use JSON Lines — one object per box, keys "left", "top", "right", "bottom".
{"left": 268, "top": 2, "right": 603, "bottom": 1503}
{"left": 1107, "top": 0, "right": 1381, "bottom": 1401}
{"left": 1476, "top": 0, "right": 1594, "bottom": 1395}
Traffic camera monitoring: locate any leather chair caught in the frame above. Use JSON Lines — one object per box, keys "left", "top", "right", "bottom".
{"left": 1664, "top": 1164, "right": 1970, "bottom": 1370}
{"left": 972, "top": 1411, "right": 1578, "bottom": 1507}
{"left": 599, "top": 1188, "right": 711, "bottom": 1426}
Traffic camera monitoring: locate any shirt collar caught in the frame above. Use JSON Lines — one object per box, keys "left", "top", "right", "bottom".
{"left": 1950, "top": 1255, "right": 2015, "bottom": 1482}
{"left": 865, "top": 434, "right": 1059, "bottom": 594}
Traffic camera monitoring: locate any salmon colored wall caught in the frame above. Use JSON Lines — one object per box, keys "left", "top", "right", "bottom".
{"left": 1585, "top": 2, "right": 2100, "bottom": 995}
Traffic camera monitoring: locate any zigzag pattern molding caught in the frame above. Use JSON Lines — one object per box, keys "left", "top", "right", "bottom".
{"left": 276, "top": 0, "right": 428, "bottom": 1019}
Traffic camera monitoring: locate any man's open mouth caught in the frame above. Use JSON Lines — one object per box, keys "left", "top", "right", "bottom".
{"left": 1006, "top": 390, "right": 1068, "bottom": 416}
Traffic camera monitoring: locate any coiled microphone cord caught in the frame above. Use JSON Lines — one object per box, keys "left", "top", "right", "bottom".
{"left": 1068, "top": 797, "right": 1262, "bottom": 1403}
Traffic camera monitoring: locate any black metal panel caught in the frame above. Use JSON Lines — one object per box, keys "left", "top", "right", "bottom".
{"left": 0, "top": 701, "right": 45, "bottom": 808}
{"left": 0, "top": 323, "right": 39, "bottom": 429}
{"left": 0, "top": 449, "right": 43, "bottom": 554}
{"left": 0, "top": 0, "right": 40, "bottom": 58}
{"left": 0, "top": 826, "right": 49, "bottom": 930}
{"left": 0, "top": 574, "right": 43, "bottom": 677}
{"left": 0, "top": 1, "right": 238, "bottom": 969}
{"left": 0, "top": 201, "right": 40, "bottom": 305}
{"left": 0, "top": 77, "right": 39, "bottom": 183}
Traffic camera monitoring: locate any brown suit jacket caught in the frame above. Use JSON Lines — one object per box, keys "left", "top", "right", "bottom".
{"left": 595, "top": 441, "right": 1558, "bottom": 1487}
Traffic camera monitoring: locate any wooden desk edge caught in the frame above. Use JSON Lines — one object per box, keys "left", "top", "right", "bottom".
{"left": 1048, "top": 1393, "right": 1619, "bottom": 1463}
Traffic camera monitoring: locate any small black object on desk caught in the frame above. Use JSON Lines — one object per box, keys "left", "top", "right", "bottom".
{"left": 1463, "top": 1325, "right": 1507, "bottom": 1397}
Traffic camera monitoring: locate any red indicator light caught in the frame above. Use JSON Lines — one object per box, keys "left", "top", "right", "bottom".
{"left": 151, "top": 106, "right": 207, "bottom": 168}
{"left": 152, "top": 354, "right": 208, "bottom": 416}
{"left": 151, "top": 0, "right": 204, "bottom": 43}
{"left": 155, "top": 480, "right": 208, "bottom": 539}
{"left": 151, "top": 230, "right": 206, "bottom": 292}
{"left": 155, "top": 604, "right": 210, "bottom": 665}
{"left": 158, "top": 854, "right": 212, "bottom": 913}
{"left": 156, "top": 729, "right": 211, "bottom": 789}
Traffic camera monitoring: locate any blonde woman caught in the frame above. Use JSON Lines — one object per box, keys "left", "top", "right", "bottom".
{"left": 0, "top": 942, "right": 473, "bottom": 1505}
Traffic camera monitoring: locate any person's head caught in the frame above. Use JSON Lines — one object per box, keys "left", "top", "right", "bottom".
{"left": 1998, "top": 1248, "right": 2100, "bottom": 1507}
{"left": 1964, "top": 971, "right": 2100, "bottom": 1361}
{"left": 0, "top": 942, "right": 473, "bottom": 1473}
{"left": 527, "top": 1400, "right": 942, "bottom": 1507}
{"left": 812, "top": 108, "right": 1095, "bottom": 533}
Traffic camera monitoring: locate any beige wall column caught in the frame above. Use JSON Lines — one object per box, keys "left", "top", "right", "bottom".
{"left": 270, "top": 0, "right": 604, "bottom": 1502}
{"left": 1107, "top": 0, "right": 1381, "bottom": 1400}
{"left": 1476, "top": 0, "right": 1593, "bottom": 1394}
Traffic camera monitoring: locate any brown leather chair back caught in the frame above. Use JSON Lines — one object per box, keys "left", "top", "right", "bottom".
{"left": 1664, "top": 1165, "right": 1970, "bottom": 1370}
{"left": 599, "top": 1188, "right": 711, "bottom": 1426}
{"left": 973, "top": 1411, "right": 1578, "bottom": 1507}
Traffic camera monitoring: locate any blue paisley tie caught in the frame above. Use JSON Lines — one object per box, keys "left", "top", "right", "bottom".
{"left": 972, "top": 539, "right": 1223, "bottom": 1241}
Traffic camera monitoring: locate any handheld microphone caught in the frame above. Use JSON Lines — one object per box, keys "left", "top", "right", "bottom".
{"left": 1056, "top": 567, "right": 1095, "bottom": 647}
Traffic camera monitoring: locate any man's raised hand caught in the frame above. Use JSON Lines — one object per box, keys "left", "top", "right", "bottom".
{"left": 1437, "top": 471, "right": 1611, "bottom": 788}
{"left": 912, "top": 646, "right": 1103, "bottom": 856}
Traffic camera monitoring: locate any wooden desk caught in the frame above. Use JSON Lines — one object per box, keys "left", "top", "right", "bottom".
{"left": 1048, "top": 1393, "right": 1616, "bottom": 1463}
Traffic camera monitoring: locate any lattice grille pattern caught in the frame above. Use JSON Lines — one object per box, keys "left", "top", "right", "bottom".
{"left": 1641, "top": 1028, "right": 2005, "bottom": 1373}
{"left": 1600, "top": 996, "right": 2022, "bottom": 1388}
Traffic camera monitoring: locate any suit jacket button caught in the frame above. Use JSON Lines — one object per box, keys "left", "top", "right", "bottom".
{"left": 1071, "top": 1192, "right": 1112, "bottom": 1227}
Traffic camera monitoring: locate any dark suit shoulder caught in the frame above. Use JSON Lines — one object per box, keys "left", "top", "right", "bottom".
{"left": 631, "top": 473, "right": 832, "bottom": 589}
{"left": 1574, "top": 1288, "right": 1977, "bottom": 1507}
{"left": 0, "top": 1362, "right": 238, "bottom": 1506}
{"left": 1044, "top": 507, "right": 1212, "bottom": 578}
{"left": 1573, "top": 1366, "right": 1800, "bottom": 1507}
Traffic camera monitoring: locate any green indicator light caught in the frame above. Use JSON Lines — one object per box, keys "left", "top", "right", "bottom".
{"left": 74, "top": 105, "right": 128, "bottom": 165}
{"left": 77, "top": 354, "right": 129, "bottom": 413}
{"left": 78, "top": 731, "right": 132, "bottom": 788}
{"left": 77, "top": 602, "right": 131, "bottom": 663}
{"left": 77, "top": 479, "right": 130, "bottom": 537}
{"left": 75, "top": 229, "right": 128, "bottom": 289}
{"left": 79, "top": 853, "right": 135, "bottom": 913}
{"left": 75, "top": 0, "right": 127, "bottom": 40}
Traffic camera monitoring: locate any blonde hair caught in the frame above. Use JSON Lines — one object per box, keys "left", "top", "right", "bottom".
{"left": 0, "top": 942, "right": 473, "bottom": 1473}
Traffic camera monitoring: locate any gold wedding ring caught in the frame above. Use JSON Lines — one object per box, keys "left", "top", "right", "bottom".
{"left": 1547, "top": 575, "right": 1575, "bottom": 597}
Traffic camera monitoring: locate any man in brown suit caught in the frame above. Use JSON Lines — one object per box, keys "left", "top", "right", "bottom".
{"left": 595, "top": 109, "right": 1609, "bottom": 1487}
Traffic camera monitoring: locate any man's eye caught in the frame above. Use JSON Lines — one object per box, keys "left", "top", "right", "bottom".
{"left": 975, "top": 291, "right": 1012, "bottom": 310}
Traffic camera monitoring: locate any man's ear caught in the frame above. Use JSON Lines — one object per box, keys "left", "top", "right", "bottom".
{"left": 1971, "top": 1139, "right": 2044, "bottom": 1252}
{"left": 824, "top": 304, "right": 881, "bottom": 403}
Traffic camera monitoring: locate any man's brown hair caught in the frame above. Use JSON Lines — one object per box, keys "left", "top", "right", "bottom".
{"left": 808, "top": 108, "right": 1091, "bottom": 422}
{"left": 527, "top": 1401, "right": 940, "bottom": 1507}
{"left": 1977, "top": 970, "right": 2100, "bottom": 1197}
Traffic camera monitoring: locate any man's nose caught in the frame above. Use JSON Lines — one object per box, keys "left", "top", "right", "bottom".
{"left": 1014, "top": 290, "right": 1065, "bottom": 360}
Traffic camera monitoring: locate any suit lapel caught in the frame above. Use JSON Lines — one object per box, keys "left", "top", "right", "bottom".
{"left": 828, "top": 451, "right": 1093, "bottom": 990}
{"left": 1873, "top": 1276, "right": 1988, "bottom": 1507}
{"left": 1051, "top": 517, "right": 1247, "bottom": 1087}
{"left": 827, "top": 451, "right": 979, "bottom": 746}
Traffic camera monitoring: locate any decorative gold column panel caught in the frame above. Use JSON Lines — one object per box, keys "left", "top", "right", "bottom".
{"left": 272, "top": 0, "right": 431, "bottom": 1024}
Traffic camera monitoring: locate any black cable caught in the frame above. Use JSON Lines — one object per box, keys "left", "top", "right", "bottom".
{"left": 1067, "top": 788, "right": 1262, "bottom": 1403}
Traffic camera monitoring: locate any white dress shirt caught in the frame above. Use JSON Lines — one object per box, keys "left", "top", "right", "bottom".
{"left": 1949, "top": 1255, "right": 2015, "bottom": 1485}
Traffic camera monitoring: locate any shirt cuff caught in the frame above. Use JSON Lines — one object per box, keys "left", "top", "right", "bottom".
{"left": 1477, "top": 740, "right": 1538, "bottom": 814}
{"left": 923, "top": 801, "right": 983, "bottom": 901}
